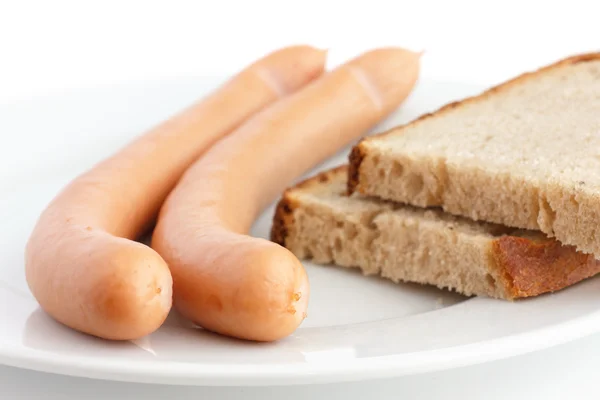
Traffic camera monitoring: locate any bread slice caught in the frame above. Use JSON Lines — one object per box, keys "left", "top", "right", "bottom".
{"left": 271, "top": 166, "right": 600, "bottom": 299}
{"left": 348, "top": 53, "right": 600, "bottom": 256}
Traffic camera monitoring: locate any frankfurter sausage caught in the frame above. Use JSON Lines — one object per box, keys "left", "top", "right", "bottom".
{"left": 152, "top": 48, "right": 421, "bottom": 341}
{"left": 25, "top": 46, "right": 327, "bottom": 340}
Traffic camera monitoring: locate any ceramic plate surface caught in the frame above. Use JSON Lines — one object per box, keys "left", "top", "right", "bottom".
{"left": 1, "top": 77, "right": 599, "bottom": 386}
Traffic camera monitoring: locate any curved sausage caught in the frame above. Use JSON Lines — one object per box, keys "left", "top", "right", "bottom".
{"left": 152, "top": 48, "right": 421, "bottom": 341}
{"left": 25, "top": 46, "right": 327, "bottom": 340}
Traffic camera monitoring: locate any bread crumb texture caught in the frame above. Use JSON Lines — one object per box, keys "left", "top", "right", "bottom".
{"left": 274, "top": 167, "right": 600, "bottom": 299}
{"left": 354, "top": 55, "right": 600, "bottom": 256}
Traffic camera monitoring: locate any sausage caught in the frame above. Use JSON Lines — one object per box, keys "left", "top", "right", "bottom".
{"left": 25, "top": 46, "right": 327, "bottom": 340}
{"left": 151, "top": 48, "right": 421, "bottom": 341}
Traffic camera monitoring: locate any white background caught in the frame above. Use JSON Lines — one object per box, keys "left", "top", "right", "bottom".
{"left": 1, "top": 0, "right": 599, "bottom": 398}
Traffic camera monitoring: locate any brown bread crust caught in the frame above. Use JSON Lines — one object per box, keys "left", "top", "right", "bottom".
{"left": 270, "top": 195, "right": 296, "bottom": 247}
{"left": 271, "top": 165, "right": 347, "bottom": 246}
{"left": 491, "top": 236, "right": 600, "bottom": 299}
{"left": 348, "top": 52, "right": 600, "bottom": 194}
{"left": 347, "top": 143, "right": 366, "bottom": 195}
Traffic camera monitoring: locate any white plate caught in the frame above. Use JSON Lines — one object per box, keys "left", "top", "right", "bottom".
{"left": 1, "top": 77, "right": 599, "bottom": 387}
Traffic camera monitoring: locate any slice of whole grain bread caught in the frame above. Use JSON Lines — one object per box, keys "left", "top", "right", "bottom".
{"left": 348, "top": 53, "right": 600, "bottom": 256}
{"left": 271, "top": 166, "right": 600, "bottom": 299}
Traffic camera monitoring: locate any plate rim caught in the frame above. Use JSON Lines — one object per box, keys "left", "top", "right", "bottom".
{"left": 1, "top": 305, "right": 599, "bottom": 386}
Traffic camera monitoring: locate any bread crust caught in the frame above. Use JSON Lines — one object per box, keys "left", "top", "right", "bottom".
{"left": 270, "top": 195, "right": 295, "bottom": 247}
{"left": 271, "top": 165, "right": 347, "bottom": 246}
{"left": 274, "top": 166, "right": 600, "bottom": 299}
{"left": 348, "top": 52, "right": 600, "bottom": 195}
{"left": 491, "top": 236, "right": 600, "bottom": 299}
{"left": 347, "top": 144, "right": 366, "bottom": 194}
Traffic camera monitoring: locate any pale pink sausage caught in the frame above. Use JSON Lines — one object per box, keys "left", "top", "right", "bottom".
{"left": 152, "top": 48, "right": 421, "bottom": 341}
{"left": 25, "top": 46, "right": 327, "bottom": 340}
